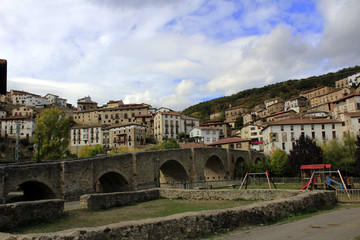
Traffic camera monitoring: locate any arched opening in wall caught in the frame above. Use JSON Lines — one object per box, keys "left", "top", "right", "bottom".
{"left": 204, "top": 155, "right": 226, "bottom": 181}
{"left": 255, "top": 157, "right": 262, "bottom": 164}
{"left": 159, "top": 160, "right": 189, "bottom": 185}
{"left": 96, "top": 172, "right": 130, "bottom": 193}
{"left": 234, "top": 157, "right": 246, "bottom": 179}
{"left": 6, "top": 181, "right": 56, "bottom": 202}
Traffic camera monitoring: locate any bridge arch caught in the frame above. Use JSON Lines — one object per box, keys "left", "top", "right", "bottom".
{"left": 95, "top": 171, "right": 131, "bottom": 193}
{"left": 5, "top": 180, "right": 56, "bottom": 202}
{"left": 234, "top": 156, "right": 247, "bottom": 179}
{"left": 204, "top": 155, "right": 226, "bottom": 181}
{"left": 159, "top": 160, "right": 189, "bottom": 184}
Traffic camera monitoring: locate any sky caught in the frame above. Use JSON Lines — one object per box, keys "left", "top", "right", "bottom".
{"left": 1, "top": 0, "right": 360, "bottom": 111}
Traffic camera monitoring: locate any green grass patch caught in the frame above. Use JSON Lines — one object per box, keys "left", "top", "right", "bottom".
{"left": 9, "top": 198, "right": 255, "bottom": 234}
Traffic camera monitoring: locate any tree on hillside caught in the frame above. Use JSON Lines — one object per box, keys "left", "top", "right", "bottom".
{"left": 34, "top": 107, "right": 71, "bottom": 161}
{"left": 288, "top": 135, "right": 323, "bottom": 176}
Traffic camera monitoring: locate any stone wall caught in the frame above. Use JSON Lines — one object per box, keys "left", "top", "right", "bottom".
{"left": 4, "top": 191, "right": 336, "bottom": 240}
{"left": 80, "top": 189, "right": 159, "bottom": 210}
{"left": 0, "top": 199, "right": 64, "bottom": 231}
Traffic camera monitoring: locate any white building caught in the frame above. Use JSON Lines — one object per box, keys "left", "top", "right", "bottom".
{"left": 262, "top": 118, "right": 343, "bottom": 155}
{"left": 189, "top": 126, "right": 220, "bottom": 145}
{"left": 0, "top": 116, "right": 35, "bottom": 139}
{"left": 0, "top": 110, "right": 6, "bottom": 118}
{"left": 10, "top": 90, "right": 40, "bottom": 105}
{"left": 70, "top": 124, "right": 104, "bottom": 155}
{"left": 181, "top": 114, "right": 200, "bottom": 135}
{"left": 25, "top": 95, "right": 48, "bottom": 107}
{"left": 154, "top": 112, "right": 182, "bottom": 142}
{"left": 331, "top": 93, "right": 360, "bottom": 119}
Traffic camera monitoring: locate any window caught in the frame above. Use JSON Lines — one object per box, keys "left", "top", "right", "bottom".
{"left": 312, "top": 132, "right": 315, "bottom": 139}
{"left": 332, "top": 124, "right": 335, "bottom": 129}
{"left": 311, "top": 124, "right": 314, "bottom": 130}
{"left": 322, "top": 131, "right": 326, "bottom": 140}
{"left": 291, "top": 132, "right": 295, "bottom": 140}
{"left": 290, "top": 125, "right": 294, "bottom": 131}
{"left": 332, "top": 131, "right": 336, "bottom": 139}
{"left": 282, "top": 143, "right": 285, "bottom": 150}
{"left": 281, "top": 126, "right": 284, "bottom": 131}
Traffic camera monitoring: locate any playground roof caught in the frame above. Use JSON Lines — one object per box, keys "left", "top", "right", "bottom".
{"left": 300, "top": 164, "right": 331, "bottom": 170}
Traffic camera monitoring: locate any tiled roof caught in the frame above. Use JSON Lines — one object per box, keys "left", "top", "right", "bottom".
{"left": 266, "top": 109, "right": 296, "bottom": 118}
{"left": 262, "top": 118, "right": 342, "bottom": 131}
{"left": 157, "top": 111, "right": 181, "bottom": 116}
{"left": 208, "top": 137, "right": 250, "bottom": 146}
{"left": 343, "top": 112, "right": 360, "bottom": 117}
{"left": 194, "top": 126, "right": 216, "bottom": 130}
{"left": 74, "top": 104, "right": 149, "bottom": 113}
{"left": 103, "top": 123, "right": 145, "bottom": 129}
{"left": 1, "top": 116, "right": 32, "bottom": 121}
{"left": 332, "top": 93, "right": 360, "bottom": 103}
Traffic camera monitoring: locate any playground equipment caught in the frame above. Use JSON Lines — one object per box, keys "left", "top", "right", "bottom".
{"left": 239, "top": 170, "right": 277, "bottom": 190}
{"left": 300, "top": 164, "right": 350, "bottom": 198}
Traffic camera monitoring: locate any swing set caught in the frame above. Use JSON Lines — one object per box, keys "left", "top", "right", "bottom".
{"left": 239, "top": 170, "right": 277, "bottom": 190}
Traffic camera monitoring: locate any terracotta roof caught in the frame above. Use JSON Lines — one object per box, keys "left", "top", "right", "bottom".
{"left": 332, "top": 93, "right": 360, "bottom": 103}
{"left": 194, "top": 126, "right": 216, "bottom": 130}
{"left": 208, "top": 137, "right": 250, "bottom": 146}
{"left": 266, "top": 109, "right": 296, "bottom": 118}
{"left": 157, "top": 111, "right": 181, "bottom": 116}
{"left": 343, "top": 112, "right": 360, "bottom": 117}
{"left": 103, "top": 123, "right": 145, "bottom": 129}
{"left": 74, "top": 104, "right": 149, "bottom": 113}
{"left": 262, "top": 118, "right": 342, "bottom": 131}
{"left": 181, "top": 142, "right": 206, "bottom": 149}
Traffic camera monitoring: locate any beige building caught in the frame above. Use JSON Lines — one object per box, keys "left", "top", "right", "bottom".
{"left": 225, "top": 105, "right": 250, "bottom": 121}
{"left": 266, "top": 102, "right": 285, "bottom": 115}
{"left": 153, "top": 112, "right": 182, "bottom": 142}
{"left": 265, "top": 109, "right": 297, "bottom": 122}
{"left": 300, "top": 86, "right": 335, "bottom": 100}
{"left": 264, "top": 97, "right": 284, "bottom": 109}
{"left": 310, "top": 88, "right": 350, "bottom": 107}
{"left": 105, "top": 100, "right": 124, "bottom": 108}
{"left": 135, "top": 113, "right": 154, "bottom": 139}
{"left": 338, "top": 112, "right": 360, "bottom": 137}
{"left": 12, "top": 106, "right": 34, "bottom": 117}
{"left": 73, "top": 103, "right": 150, "bottom": 125}
{"left": 284, "top": 96, "right": 308, "bottom": 113}
{"left": 103, "top": 124, "right": 147, "bottom": 149}
{"left": 331, "top": 93, "right": 360, "bottom": 118}
{"left": 77, "top": 96, "right": 97, "bottom": 111}
{"left": 45, "top": 93, "right": 67, "bottom": 108}
{"left": 70, "top": 124, "right": 104, "bottom": 155}
{"left": 239, "top": 124, "right": 264, "bottom": 151}
{"left": 8, "top": 90, "right": 40, "bottom": 105}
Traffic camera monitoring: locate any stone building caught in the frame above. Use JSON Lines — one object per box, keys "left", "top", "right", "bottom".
{"left": 200, "top": 120, "right": 232, "bottom": 139}
{"left": 264, "top": 97, "right": 284, "bottom": 109}
{"left": 238, "top": 124, "right": 264, "bottom": 151}
{"left": 225, "top": 105, "right": 250, "bottom": 121}
{"left": 284, "top": 96, "right": 308, "bottom": 113}
{"left": 105, "top": 100, "right": 124, "bottom": 108}
{"left": 300, "top": 86, "right": 335, "bottom": 100}
{"left": 310, "top": 88, "right": 350, "bottom": 107}
{"left": 77, "top": 96, "right": 97, "bottom": 111}
{"left": 331, "top": 93, "right": 360, "bottom": 118}
{"left": 338, "top": 112, "right": 360, "bottom": 137}
{"left": 266, "top": 101, "right": 285, "bottom": 115}
{"left": 208, "top": 137, "right": 251, "bottom": 151}
{"left": 262, "top": 118, "right": 343, "bottom": 155}
{"left": 45, "top": 93, "right": 67, "bottom": 108}
{"left": 12, "top": 106, "right": 34, "bottom": 117}
{"left": 265, "top": 109, "right": 297, "bottom": 122}
{"left": 0, "top": 116, "right": 35, "bottom": 140}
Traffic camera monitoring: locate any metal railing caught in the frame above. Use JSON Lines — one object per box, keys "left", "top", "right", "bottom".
{"left": 336, "top": 189, "right": 360, "bottom": 203}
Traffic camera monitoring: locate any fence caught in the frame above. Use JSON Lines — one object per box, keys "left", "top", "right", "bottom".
{"left": 336, "top": 189, "right": 360, "bottom": 203}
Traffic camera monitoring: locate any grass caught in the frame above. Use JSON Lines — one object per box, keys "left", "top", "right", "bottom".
{"left": 222, "top": 183, "right": 303, "bottom": 190}
{"left": 9, "top": 198, "right": 255, "bottom": 234}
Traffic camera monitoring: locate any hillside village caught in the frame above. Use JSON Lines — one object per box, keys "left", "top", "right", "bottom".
{"left": 1, "top": 69, "right": 360, "bottom": 161}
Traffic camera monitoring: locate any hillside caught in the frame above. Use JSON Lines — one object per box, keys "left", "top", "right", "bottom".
{"left": 182, "top": 66, "right": 360, "bottom": 122}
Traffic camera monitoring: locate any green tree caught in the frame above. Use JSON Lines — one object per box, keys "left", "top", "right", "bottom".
{"left": 321, "top": 133, "right": 356, "bottom": 176}
{"left": 355, "top": 135, "right": 360, "bottom": 175}
{"left": 235, "top": 116, "right": 244, "bottom": 128}
{"left": 160, "top": 139, "right": 180, "bottom": 149}
{"left": 288, "top": 135, "right": 323, "bottom": 176}
{"left": 34, "top": 107, "right": 71, "bottom": 160}
{"left": 270, "top": 149, "right": 288, "bottom": 177}
{"left": 87, "top": 144, "right": 106, "bottom": 157}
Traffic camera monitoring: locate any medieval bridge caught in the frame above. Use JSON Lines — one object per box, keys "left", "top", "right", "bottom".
{"left": 0, "top": 148, "right": 265, "bottom": 203}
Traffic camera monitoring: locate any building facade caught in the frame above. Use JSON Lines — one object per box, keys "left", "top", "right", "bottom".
{"left": 225, "top": 105, "right": 250, "bottom": 121}
{"left": 284, "top": 96, "right": 308, "bottom": 113}
{"left": 0, "top": 116, "right": 35, "bottom": 139}
{"left": 331, "top": 94, "right": 360, "bottom": 118}
{"left": 300, "top": 86, "right": 335, "bottom": 100}
{"left": 262, "top": 118, "right": 343, "bottom": 155}
{"left": 103, "top": 124, "right": 147, "bottom": 149}
{"left": 70, "top": 125, "right": 104, "bottom": 155}
{"left": 153, "top": 112, "right": 182, "bottom": 142}
{"left": 310, "top": 88, "right": 350, "bottom": 107}
{"left": 189, "top": 126, "right": 219, "bottom": 145}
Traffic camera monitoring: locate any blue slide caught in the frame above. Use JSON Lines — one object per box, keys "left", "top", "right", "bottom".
{"left": 326, "top": 177, "right": 343, "bottom": 189}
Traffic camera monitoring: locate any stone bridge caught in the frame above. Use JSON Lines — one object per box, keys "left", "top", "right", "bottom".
{"left": 0, "top": 148, "right": 265, "bottom": 202}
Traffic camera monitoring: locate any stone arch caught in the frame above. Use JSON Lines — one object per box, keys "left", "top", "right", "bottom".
{"left": 96, "top": 171, "right": 130, "bottom": 193}
{"left": 204, "top": 155, "right": 226, "bottom": 181}
{"left": 7, "top": 181, "right": 56, "bottom": 202}
{"left": 234, "top": 156, "right": 246, "bottom": 179}
{"left": 255, "top": 157, "right": 262, "bottom": 164}
{"left": 159, "top": 160, "right": 189, "bottom": 184}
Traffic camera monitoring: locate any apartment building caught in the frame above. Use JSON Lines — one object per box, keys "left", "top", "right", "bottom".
{"left": 200, "top": 120, "right": 232, "bottom": 139}
{"left": 331, "top": 93, "right": 360, "bottom": 118}
{"left": 70, "top": 124, "right": 104, "bottom": 155}
{"left": 306, "top": 103, "right": 331, "bottom": 115}
{"left": 77, "top": 96, "right": 97, "bottom": 111}
{"left": 181, "top": 114, "right": 200, "bottom": 135}
{"left": 153, "top": 111, "right": 182, "bottom": 142}
{"left": 45, "top": 93, "right": 67, "bottom": 108}
{"left": 0, "top": 111, "right": 6, "bottom": 118}
{"left": 225, "top": 105, "right": 250, "bottom": 121}
{"left": 262, "top": 118, "right": 343, "bottom": 155}
{"left": 0, "top": 116, "right": 35, "bottom": 139}
{"left": 12, "top": 106, "right": 34, "bottom": 117}
{"left": 336, "top": 73, "right": 360, "bottom": 88}
{"left": 284, "top": 96, "right": 308, "bottom": 113}
{"left": 239, "top": 124, "right": 264, "bottom": 151}
{"left": 300, "top": 86, "right": 335, "bottom": 100}
{"left": 73, "top": 103, "right": 151, "bottom": 125}
{"left": 264, "top": 97, "right": 284, "bottom": 109}
{"left": 8, "top": 90, "right": 40, "bottom": 105}
{"left": 310, "top": 88, "right": 350, "bottom": 107}
{"left": 135, "top": 113, "right": 154, "bottom": 138}
{"left": 208, "top": 137, "right": 250, "bottom": 151}
{"left": 25, "top": 95, "right": 48, "bottom": 107}
{"left": 103, "top": 124, "right": 147, "bottom": 149}
{"left": 189, "top": 126, "right": 219, "bottom": 145}
{"left": 338, "top": 112, "right": 360, "bottom": 137}
{"left": 105, "top": 100, "right": 124, "bottom": 108}
{"left": 243, "top": 113, "right": 255, "bottom": 125}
